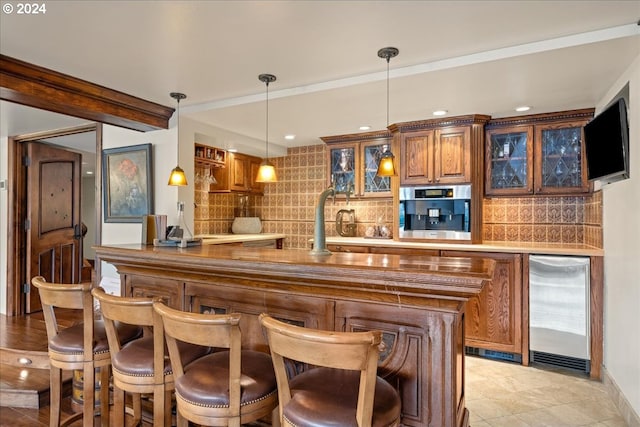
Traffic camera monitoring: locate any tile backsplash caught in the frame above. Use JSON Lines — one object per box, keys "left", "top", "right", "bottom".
{"left": 195, "top": 145, "right": 603, "bottom": 250}
{"left": 483, "top": 191, "right": 603, "bottom": 247}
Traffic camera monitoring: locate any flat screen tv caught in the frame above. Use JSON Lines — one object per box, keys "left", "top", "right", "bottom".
{"left": 584, "top": 97, "right": 630, "bottom": 184}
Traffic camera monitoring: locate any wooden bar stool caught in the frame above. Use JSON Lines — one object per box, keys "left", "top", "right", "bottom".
{"left": 31, "top": 276, "right": 143, "bottom": 427}
{"left": 153, "top": 301, "right": 278, "bottom": 427}
{"left": 91, "top": 287, "right": 211, "bottom": 427}
{"left": 259, "top": 313, "right": 402, "bottom": 427}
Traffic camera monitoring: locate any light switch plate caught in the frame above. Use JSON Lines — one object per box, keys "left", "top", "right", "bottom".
{"left": 0, "top": 179, "right": 7, "bottom": 190}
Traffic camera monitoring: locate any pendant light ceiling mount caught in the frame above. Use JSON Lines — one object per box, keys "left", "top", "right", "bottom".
{"left": 168, "top": 91, "right": 188, "bottom": 186}
{"left": 376, "top": 47, "right": 399, "bottom": 177}
{"left": 377, "top": 47, "right": 399, "bottom": 63}
{"left": 255, "top": 73, "right": 278, "bottom": 183}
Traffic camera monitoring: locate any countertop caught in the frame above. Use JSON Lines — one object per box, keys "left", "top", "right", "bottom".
{"left": 323, "top": 236, "right": 604, "bottom": 256}
{"left": 195, "top": 233, "right": 286, "bottom": 245}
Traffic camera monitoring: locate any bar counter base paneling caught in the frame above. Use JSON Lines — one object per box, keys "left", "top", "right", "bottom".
{"left": 95, "top": 244, "right": 494, "bottom": 427}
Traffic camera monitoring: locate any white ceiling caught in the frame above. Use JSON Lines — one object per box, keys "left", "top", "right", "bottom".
{"left": 1, "top": 1, "right": 639, "bottom": 163}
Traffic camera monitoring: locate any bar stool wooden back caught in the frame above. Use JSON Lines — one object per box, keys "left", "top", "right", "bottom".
{"left": 153, "top": 301, "right": 278, "bottom": 427}
{"left": 31, "top": 276, "right": 142, "bottom": 427}
{"left": 259, "top": 313, "right": 402, "bottom": 427}
{"left": 91, "top": 287, "right": 210, "bottom": 427}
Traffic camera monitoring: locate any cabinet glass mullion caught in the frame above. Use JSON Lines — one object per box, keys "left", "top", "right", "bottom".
{"left": 329, "top": 146, "right": 356, "bottom": 195}
{"left": 363, "top": 143, "right": 391, "bottom": 194}
{"left": 539, "top": 126, "right": 583, "bottom": 189}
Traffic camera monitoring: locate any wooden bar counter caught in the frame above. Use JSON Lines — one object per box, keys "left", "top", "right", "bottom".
{"left": 95, "top": 243, "right": 494, "bottom": 427}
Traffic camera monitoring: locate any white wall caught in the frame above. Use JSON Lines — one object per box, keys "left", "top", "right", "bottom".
{"left": 0, "top": 137, "right": 8, "bottom": 315}
{"left": 598, "top": 53, "right": 640, "bottom": 416}
{"left": 99, "top": 124, "right": 179, "bottom": 279}
{"left": 81, "top": 176, "right": 96, "bottom": 261}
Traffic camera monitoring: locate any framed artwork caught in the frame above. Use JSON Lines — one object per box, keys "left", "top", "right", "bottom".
{"left": 102, "top": 143, "right": 153, "bottom": 223}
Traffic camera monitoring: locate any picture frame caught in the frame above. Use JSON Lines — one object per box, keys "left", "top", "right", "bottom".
{"left": 102, "top": 143, "right": 154, "bottom": 223}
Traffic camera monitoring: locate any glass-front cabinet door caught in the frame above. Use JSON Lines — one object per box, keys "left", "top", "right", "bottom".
{"left": 361, "top": 139, "right": 392, "bottom": 197}
{"left": 534, "top": 121, "right": 590, "bottom": 194}
{"left": 329, "top": 143, "right": 359, "bottom": 196}
{"left": 485, "top": 126, "right": 534, "bottom": 195}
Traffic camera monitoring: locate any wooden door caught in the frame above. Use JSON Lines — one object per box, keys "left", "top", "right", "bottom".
{"left": 400, "top": 130, "right": 433, "bottom": 185}
{"left": 434, "top": 126, "right": 471, "bottom": 184}
{"left": 26, "top": 142, "right": 82, "bottom": 312}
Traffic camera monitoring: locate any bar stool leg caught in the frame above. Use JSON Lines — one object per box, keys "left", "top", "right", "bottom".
{"left": 49, "top": 366, "right": 62, "bottom": 427}
{"left": 82, "top": 363, "right": 94, "bottom": 427}
{"left": 99, "top": 365, "right": 110, "bottom": 427}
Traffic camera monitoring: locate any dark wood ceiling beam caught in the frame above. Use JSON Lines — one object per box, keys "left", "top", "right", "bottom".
{"left": 0, "top": 54, "right": 174, "bottom": 132}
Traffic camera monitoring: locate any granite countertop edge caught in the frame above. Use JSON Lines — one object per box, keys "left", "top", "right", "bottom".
{"left": 321, "top": 236, "right": 604, "bottom": 257}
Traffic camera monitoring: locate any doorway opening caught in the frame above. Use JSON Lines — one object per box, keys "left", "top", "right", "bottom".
{"left": 6, "top": 123, "right": 102, "bottom": 315}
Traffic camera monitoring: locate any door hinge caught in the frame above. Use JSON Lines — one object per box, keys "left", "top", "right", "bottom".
{"left": 22, "top": 283, "right": 30, "bottom": 294}
{"left": 23, "top": 156, "right": 31, "bottom": 167}
{"left": 24, "top": 218, "right": 30, "bottom": 231}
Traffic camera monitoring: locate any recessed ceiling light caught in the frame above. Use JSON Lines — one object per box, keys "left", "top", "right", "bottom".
{"left": 432, "top": 110, "right": 447, "bottom": 116}
{"left": 515, "top": 106, "right": 531, "bottom": 112}
{"left": 359, "top": 125, "right": 371, "bottom": 131}
{"left": 86, "top": 171, "right": 94, "bottom": 175}
{"left": 284, "top": 134, "right": 296, "bottom": 140}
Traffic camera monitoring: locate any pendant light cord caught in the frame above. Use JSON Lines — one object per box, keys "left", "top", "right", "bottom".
{"left": 386, "top": 57, "right": 390, "bottom": 127}
{"left": 265, "top": 80, "right": 269, "bottom": 160}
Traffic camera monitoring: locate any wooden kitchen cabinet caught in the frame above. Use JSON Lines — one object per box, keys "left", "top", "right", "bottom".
{"left": 399, "top": 125, "right": 472, "bottom": 185}
{"left": 485, "top": 109, "right": 593, "bottom": 196}
{"left": 321, "top": 130, "right": 393, "bottom": 198}
{"left": 210, "top": 151, "right": 264, "bottom": 195}
{"left": 442, "top": 250, "right": 523, "bottom": 358}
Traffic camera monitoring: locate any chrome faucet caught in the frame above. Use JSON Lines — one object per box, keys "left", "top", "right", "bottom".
{"left": 310, "top": 186, "right": 336, "bottom": 256}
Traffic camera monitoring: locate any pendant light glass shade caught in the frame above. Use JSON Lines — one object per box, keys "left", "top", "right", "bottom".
{"left": 168, "top": 92, "right": 188, "bottom": 186}
{"left": 376, "top": 47, "right": 399, "bottom": 177}
{"left": 168, "top": 166, "right": 188, "bottom": 186}
{"left": 376, "top": 150, "right": 398, "bottom": 176}
{"left": 256, "top": 73, "right": 278, "bottom": 183}
{"left": 256, "top": 161, "right": 277, "bottom": 182}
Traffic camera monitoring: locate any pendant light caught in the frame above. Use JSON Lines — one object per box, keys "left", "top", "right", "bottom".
{"left": 376, "top": 47, "right": 399, "bottom": 177}
{"left": 168, "top": 92, "right": 188, "bottom": 186}
{"left": 255, "top": 73, "right": 278, "bottom": 183}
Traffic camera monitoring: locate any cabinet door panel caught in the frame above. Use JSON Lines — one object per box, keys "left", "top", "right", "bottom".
{"left": 230, "top": 154, "right": 247, "bottom": 191}
{"left": 361, "top": 140, "right": 392, "bottom": 197}
{"left": 442, "top": 251, "right": 522, "bottom": 355}
{"left": 401, "top": 130, "right": 433, "bottom": 185}
{"left": 124, "top": 274, "right": 184, "bottom": 310}
{"left": 434, "top": 126, "right": 470, "bottom": 184}
{"left": 534, "top": 121, "right": 589, "bottom": 194}
{"left": 485, "top": 125, "right": 534, "bottom": 195}
{"left": 328, "top": 143, "right": 359, "bottom": 195}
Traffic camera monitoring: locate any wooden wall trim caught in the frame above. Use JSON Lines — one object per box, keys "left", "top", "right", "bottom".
{"left": 0, "top": 54, "right": 174, "bottom": 132}
{"left": 388, "top": 114, "right": 492, "bottom": 133}
{"left": 320, "top": 129, "right": 392, "bottom": 144}
{"left": 485, "top": 108, "right": 595, "bottom": 129}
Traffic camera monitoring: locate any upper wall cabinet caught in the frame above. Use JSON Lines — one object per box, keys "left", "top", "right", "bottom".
{"left": 321, "top": 130, "right": 393, "bottom": 198}
{"left": 391, "top": 115, "right": 490, "bottom": 187}
{"left": 485, "top": 109, "right": 594, "bottom": 196}
{"left": 197, "top": 146, "right": 264, "bottom": 195}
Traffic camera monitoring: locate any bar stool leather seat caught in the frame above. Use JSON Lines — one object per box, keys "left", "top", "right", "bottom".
{"left": 174, "top": 350, "right": 276, "bottom": 409}
{"left": 48, "top": 321, "right": 140, "bottom": 358}
{"left": 112, "top": 336, "right": 206, "bottom": 378}
{"left": 284, "top": 368, "right": 401, "bottom": 427}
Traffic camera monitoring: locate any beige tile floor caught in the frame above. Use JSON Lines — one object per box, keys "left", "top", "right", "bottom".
{"left": 466, "top": 356, "right": 628, "bottom": 427}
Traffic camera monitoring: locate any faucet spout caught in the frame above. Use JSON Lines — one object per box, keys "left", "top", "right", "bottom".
{"left": 309, "top": 187, "right": 336, "bottom": 256}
